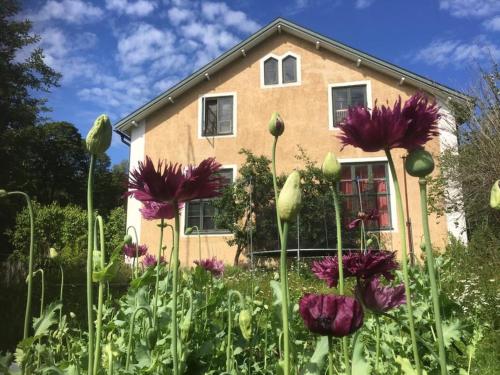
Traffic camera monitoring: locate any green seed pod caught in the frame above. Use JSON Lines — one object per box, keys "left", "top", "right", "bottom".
{"left": 405, "top": 148, "right": 435, "bottom": 178}
{"left": 490, "top": 180, "right": 500, "bottom": 210}
{"left": 268, "top": 112, "right": 285, "bottom": 137}
{"left": 146, "top": 328, "right": 157, "bottom": 350}
{"left": 123, "top": 234, "right": 133, "bottom": 245}
{"left": 180, "top": 308, "right": 192, "bottom": 342}
{"left": 184, "top": 227, "right": 194, "bottom": 235}
{"left": 238, "top": 309, "right": 252, "bottom": 341}
{"left": 277, "top": 171, "right": 302, "bottom": 222}
{"left": 86, "top": 114, "right": 112, "bottom": 155}
{"left": 322, "top": 152, "right": 341, "bottom": 181}
{"left": 0, "top": 189, "right": 7, "bottom": 198}
{"left": 49, "top": 247, "right": 58, "bottom": 259}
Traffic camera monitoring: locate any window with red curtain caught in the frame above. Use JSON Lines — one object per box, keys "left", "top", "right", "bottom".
{"left": 339, "top": 162, "right": 392, "bottom": 230}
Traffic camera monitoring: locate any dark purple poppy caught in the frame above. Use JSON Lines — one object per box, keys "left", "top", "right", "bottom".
{"left": 127, "top": 157, "right": 223, "bottom": 204}
{"left": 356, "top": 276, "right": 405, "bottom": 313}
{"left": 140, "top": 201, "right": 178, "bottom": 220}
{"left": 194, "top": 257, "right": 224, "bottom": 278}
{"left": 311, "top": 251, "right": 399, "bottom": 287}
{"left": 299, "top": 294, "right": 364, "bottom": 337}
{"left": 337, "top": 93, "right": 440, "bottom": 152}
{"left": 348, "top": 209, "right": 379, "bottom": 230}
{"left": 123, "top": 243, "right": 148, "bottom": 258}
{"left": 142, "top": 254, "right": 166, "bottom": 268}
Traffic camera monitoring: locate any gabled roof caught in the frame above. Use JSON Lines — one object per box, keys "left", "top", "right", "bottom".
{"left": 115, "top": 17, "right": 468, "bottom": 134}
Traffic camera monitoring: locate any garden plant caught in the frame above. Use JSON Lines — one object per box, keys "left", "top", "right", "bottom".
{"left": 0, "top": 93, "right": 494, "bottom": 374}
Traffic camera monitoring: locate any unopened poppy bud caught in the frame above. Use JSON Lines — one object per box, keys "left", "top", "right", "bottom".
{"left": 268, "top": 112, "right": 284, "bottom": 137}
{"left": 69, "top": 312, "right": 76, "bottom": 319}
{"left": 277, "top": 171, "right": 302, "bottom": 222}
{"left": 490, "top": 180, "right": 500, "bottom": 210}
{"left": 0, "top": 189, "right": 7, "bottom": 198}
{"left": 238, "top": 309, "right": 252, "bottom": 341}
{"left": 322, "top": 152, "right": 341, "bottom": 180}
{"left": 405, "top": 148, "right": 434, "bottom": 177}
{"left": 185, "top": 227, "right": 194, "bottom": 235}
{"left": 49, "top": 248, "right": 58, "bottom": 259}
{"left": 146, "top": 328, "right": 157, "bottom": 350}
{"left": 86, "top": 114, "right": 112, "bottom": 155}
{"left": 365, "top": 238, "right": 373, "bottom": 247}
{"left": 123, "top": 234, "right": 133, "bottom": 245}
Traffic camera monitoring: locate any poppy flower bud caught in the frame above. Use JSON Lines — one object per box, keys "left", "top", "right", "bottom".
{"left": 322, "top": 152, "right": 341, "bottom": 181}
{"left": 238, "top": 309, "right": 252, "bottom": 341}
{"left": 49, "top": 248, "right": 58, "bottom": 259}
{"left": 123, "top": 234, "right": 133, "bottom": 245}
{"left": 0, "top": 189, "right": 7, "bottom": 198}
{"left": 268, "top": 112, "right": 285, "bottom": 137}
{"left": 146, "top": 328, "right": 157, "bottom": 350}
{"left": 404, "top": 148, "right": 434, "bottom": 177}
{"left": 185, "top": 227, "right": 194, "bottom": 235}
{"left": 278, "top": 171, "right": 302, "bottom": 222}
{"left": 490, "top": 180, "right": 500, "bottom": 210}
{"left": 86, "top": 114, "right": 112, "bottom": 155}
{"left": 69, "top": 312, "right": 76, "bottom": 319}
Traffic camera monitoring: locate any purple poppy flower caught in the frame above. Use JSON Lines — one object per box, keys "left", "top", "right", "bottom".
{"left": 123, "top": 243, "right": 148, "bottom": 258}
{"left": 194, "top": 257, "right": 224, "bottom": 278}
{"left": 337, "top": 93, "right": 440, "bottom": 152}
{"left": 127, "top": 157, "right": 223, "bottom": 204}
{"left": 348, "top": 209, "right": 379, "bottom": 230}
{"left": 142, "top": 254, "right": 166, "bottom": 268}
{"left": 356, "top": 276, "right": 406, "bottom": 313}
{"left": 311, "top": 251, "right": 399, "bottom": 287}
{"left": 299, "top": 294, "right": 364, "bottom": 337}
{"left": 140, "top": 201, "right": 178, "bottom": 220}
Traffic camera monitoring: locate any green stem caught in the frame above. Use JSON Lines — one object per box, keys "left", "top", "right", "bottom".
{"left": 86, "top": 154, "right": 96, "bottom": 375}
{"left": 327, "top": 336, "right": 334, "bottom": 375}
{"left": 226, "top": 290, "right": 244, "bottom": 372}
{"left": 171, "top": 206, "right": 180, "bottom": 375}
{"left": 331, "top": 187, "right": 350, "bottom": 374}
{"left": 58, "top": 265, "right": 64, "bottom": 327}
{"left": 385, "top": 150, "right": 421, "bottom": 375}
{"left": 93, "top": 216, "right": 105, "bottom": 375}
{"left": 375, "top": 315, "right": 381, "bottom": 373}
{"left": 419, "top": 178, "right": 448, "bottom": 375}
{"left": 32, "top": 269, "right": 44, "bottom": 316}
{"left": 152, "top": 219, "right": 165, "bottom": 328}
{"left": 126, "top": 306, "right": 153, "bottom": 370}
{"left": 279, "top": 221, "right": 290, "bottom": 375}
{"left": 271, "top": 137, "right": 283, "bottom": 242}
{"left": 126, "top": 226, "right": 140, "bottom": 278}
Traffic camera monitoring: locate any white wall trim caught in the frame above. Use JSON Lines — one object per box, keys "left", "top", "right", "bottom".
{"left": 197, "top": 92, "right": 237, "bottom": 139}
{"left": 260, "top": 51, "right": 302, "bottom": 89}
{"left": 327, "top": 80, "right": 373, "bottom": 131}
{"left": 180, "top": 164, "right": 238, "bottom": 238}
{"left": 437, "top": 99, "right": 468, "bottom": 244}
{"left": 126, "top": 119, "right": 146, "bottom": 247}
{"left": 338, "top": 156, "right": 397, "bottom": 233}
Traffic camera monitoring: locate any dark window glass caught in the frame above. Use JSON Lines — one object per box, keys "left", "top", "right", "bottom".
{"left": 332, "top": 85, "right": 367, "bottom": 126}
{"left": 202, "top": 96, "right": 234, "bottom": 136}
{"left": 338, "top": 162, "right": 392, "bottom": 230}
{"left": 282, "top": 55, "right": 297, "bottom": 83}
{"left": 264, "top": 57, "right": 279, "bottom": 85}
{"left": 185, "top": 168, "right": 234, "bottom": 233}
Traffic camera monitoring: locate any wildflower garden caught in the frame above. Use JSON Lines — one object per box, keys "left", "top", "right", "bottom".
{"left": 0, "top": 89, "right": 498, "bottom": 375}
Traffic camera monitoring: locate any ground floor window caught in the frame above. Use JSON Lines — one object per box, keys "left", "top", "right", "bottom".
{"left": 185, "top": 168, "right": 234, "bottom": 234}
{"left": 339, "top": 161, "right": 392, "bottom": 230}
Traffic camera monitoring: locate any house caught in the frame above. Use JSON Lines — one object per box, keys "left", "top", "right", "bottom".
{"left": 114, "top": 18, "right": 468, "bottom": 266}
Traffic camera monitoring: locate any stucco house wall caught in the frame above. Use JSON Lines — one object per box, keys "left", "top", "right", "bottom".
{"left": 125, "top": 31, "right": 465, "bottom": 266}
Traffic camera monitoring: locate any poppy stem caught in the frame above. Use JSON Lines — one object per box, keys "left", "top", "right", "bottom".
{"left": 86, "top": 154, "right": 96, "bottom": 375}
{"left": 272, "top": 136, "right": 283, "bottom": 242}
{"left": 385, "top": 150, "right": 422, "bottom": 375}
{"left": 58, "top": 264, "right": 64, "bottom": 327}
{"left": 126, "top": 306, "right": 153, "bottom": 370}
{"left": 279, "top": 221, "right": 290, "bottom": 375}
{"left": 418, "top": 178, "right": 448, "bottom": 375}
{"left": 327, "top": 336, "right": 334, "bottom": 375}
{"left": 152, "top": 219, "right": 165, "bottom": 329}
{"left": 93, "top": 215, "right": 105, "bottom": 375}
{"left": 171, "top": 207, "right": 181, "bottom": 375}
{"left": 375, "top": 315, "right": 381, "bottom": 373}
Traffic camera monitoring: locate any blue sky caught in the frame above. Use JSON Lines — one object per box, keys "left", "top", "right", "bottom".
{"left": 22, "top": 0, "right": 500, "bottom": 164}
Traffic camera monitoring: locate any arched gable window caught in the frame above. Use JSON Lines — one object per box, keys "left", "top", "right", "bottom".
{"left": 282, "top": 55, "right": 297, "bottom": 84}
{"left": 263, "top": 57, "right": 279, "bottom": 85}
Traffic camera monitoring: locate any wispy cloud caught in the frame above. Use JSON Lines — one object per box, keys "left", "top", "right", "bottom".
{"left": 355, "top": 0, "right": 375, "bottom": 9}
{"left": 413, "top": 36, "right": 500, "bottom": 67}
{"left": 483, "top": 15, "right": 500, "bottom": 31}
{"left": 105, "top": 0, "right": 157, "bottom": 17}
{"left": 201, "top": 2, "right": 260, "bottom": 33}
{"left": 439, "top": 0, "right": 500, "bottom": 18}
{"left": 30, "top": 0, "right": 103, "bottom": 23}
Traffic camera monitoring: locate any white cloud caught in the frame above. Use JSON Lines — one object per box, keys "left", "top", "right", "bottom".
{"left": 355, "top": 0, "right": 375, "bottom": 9}
{"left": 31, "top": 0, "right": 103, "bottom": 23}
{"left": 413, "top": 37, "right": 500, "bottom": 66}
{"left": 483, "top": 16, "right": 500, "bottom": 31}
{"left": 201, "top": 2, "right": 260, "bottom": 34}
{"left": 168, "top": 7, "right": 194, "bottom": 25}
{"left": 439, "top": 0, "right": 500, "bottom": 18}
{"left": 106, "top": 0, "right": 157, "bottom": 17}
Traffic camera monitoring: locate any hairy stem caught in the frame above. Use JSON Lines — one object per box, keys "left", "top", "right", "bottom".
{"left": 279, "top": 221, "right": 290, "bottom": 375}
{"left": 271, "top": 137, "right": 283, "bottom": 242}
{"left": 126, "top": 306, "right": 153, "bottom": 370}
{"left": 93, "top": 216, "right": 105, "bottom": 375}
{"left": 86, "top": 154, "right": 96, "bottom": 375}
{"left": 328, "top": 336, "right": 334, "bottom": 375}
{"left": 171, "top": 206, "right": 180, "bottom": 375}
{"left": 152, "top": 219, "right": 165, "bottom": 329}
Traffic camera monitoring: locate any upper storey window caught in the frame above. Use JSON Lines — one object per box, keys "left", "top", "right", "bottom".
{"left": 328, "top": 81, "right": 372, "bottom": 130}
{"left": 199, "top": 93, "right": 237, "bottom": 138}
{"left": 261, "top": 52, "right": 301, "bottom": 88}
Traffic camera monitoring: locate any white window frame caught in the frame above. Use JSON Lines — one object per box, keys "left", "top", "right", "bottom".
{"left": 328, "top": 80, "right": 372, "bottom": 131}
{"left": 338, "top": 156, "right": 397, "bottom": 233}
{"left": 198, "top": 92, "right": 237, "bottom": 139}
{"left": 260, "top": 51, "right": 302, "bottom": 88}
{"left": 181, "top": 164, "right": 237, "bottom": 237}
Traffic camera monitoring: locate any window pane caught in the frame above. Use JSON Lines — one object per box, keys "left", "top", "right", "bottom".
{"left": 203, "top": 99, "right": 217, "bottom": 136}
{"left": 282, "top": 55, "right": 297, "bottom": 83}
{"left": 264, "top": 58, "right": 279, "bottom": 85}
{"left": 202, "top": 202, "right": 216, "bottom": 230}
{"left": 217, "top": 96, "right": 233, "bottom": 135}
{"left": 333, "top": 88, "right": 349, "bottom": 125}
{"left": 350, "top": 86, "right": 366, "bottom": 107}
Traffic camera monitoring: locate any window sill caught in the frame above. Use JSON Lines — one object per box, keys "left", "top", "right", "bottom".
{"left": 182, "top": 231, "right": 233, "bottom": 238}
{"left": 261, "top": 81, "right": 301, "bottom": 89}
{"left": 199, "top": 133, "right": 236, "bottom": 139}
